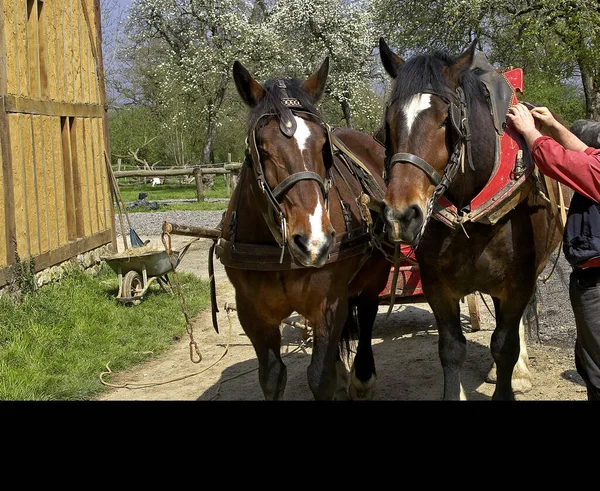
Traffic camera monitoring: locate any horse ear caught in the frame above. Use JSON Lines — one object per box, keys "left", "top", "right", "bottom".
{"left": 302, "top": 57, "right": 329, "bottom": 103}
{"left": 232, "top": 60, "right": 265, "bottom": 107}
{"left": 379, "top": 37, "right": 404, "bottom": 78}
{"left": 444, "top": 39, "right": 478, "bottom": 88}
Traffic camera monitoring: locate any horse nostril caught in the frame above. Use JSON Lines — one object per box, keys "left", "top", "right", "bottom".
{"left": 293, "top": 234, "right": 309, "bottom": 254}
{"left": 399, "top": 204, "right": 422, "bottom": 228}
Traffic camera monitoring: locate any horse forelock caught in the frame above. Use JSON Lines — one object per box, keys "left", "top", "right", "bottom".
{"left": 248, "top": 78, "right": 322, "bottom": 132}
{"left": 389, "top": 51, "right": 485, "bottom": 119}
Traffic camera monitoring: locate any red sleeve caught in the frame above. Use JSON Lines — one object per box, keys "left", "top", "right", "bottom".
{"left": 531, "top": 136, "right": 600, "bottom": 202}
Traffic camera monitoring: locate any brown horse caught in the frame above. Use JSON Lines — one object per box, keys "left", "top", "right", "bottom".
{"left": 378, "top": 38, "right": 568, "bottom": 400}
{"left": 215, "top": 58, "right": 391, "bottom": 400}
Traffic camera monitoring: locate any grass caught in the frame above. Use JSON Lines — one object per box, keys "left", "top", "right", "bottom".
{"left": 0, "top": 263, "right": 210, "bottom": 400}
{"left": 0, "top": 174, "right": 227, "bottom": 400}
{"left": 119, "top": 175, "right": 230, "bottom": 202}
{"left": 118, "top": 176, "right": 230, "bottom": 212}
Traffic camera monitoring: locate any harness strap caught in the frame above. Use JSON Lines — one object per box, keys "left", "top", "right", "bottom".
{"left": 271, "top": 171, "right": 327, "bottom": 198}
{"left": 389, "top": 152, "right": 442, "bottom": 185}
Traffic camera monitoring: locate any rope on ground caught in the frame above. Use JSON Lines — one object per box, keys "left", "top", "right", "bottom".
{"left": 99, "top": 303, "right": 235, "bottom": 390}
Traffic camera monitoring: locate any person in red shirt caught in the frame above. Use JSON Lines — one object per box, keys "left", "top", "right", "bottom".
{"left": 508, "top": 103, "right": 600, "bottom": 400}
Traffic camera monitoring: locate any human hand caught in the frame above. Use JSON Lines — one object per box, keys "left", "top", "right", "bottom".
{"left": 530, "top": 106, "right": 558, "bottom": 131}
{"left": 507, "top": 103, "right": 537, "bottom": 135}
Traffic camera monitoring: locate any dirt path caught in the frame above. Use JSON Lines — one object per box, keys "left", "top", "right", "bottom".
{"left": 95, "top": 236, "right": 587, "bottom": 401}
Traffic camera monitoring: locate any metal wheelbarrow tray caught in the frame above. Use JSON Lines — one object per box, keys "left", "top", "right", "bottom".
{"left": 102, "top": 239, "right": 197, "bottom": 305}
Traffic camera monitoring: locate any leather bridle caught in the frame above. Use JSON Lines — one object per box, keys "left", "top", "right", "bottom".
{"left": 244, "top": 92, "right": 334, "bottom": 262}
{"left": 384, "top": 85, "right": 474, "bottom": 244}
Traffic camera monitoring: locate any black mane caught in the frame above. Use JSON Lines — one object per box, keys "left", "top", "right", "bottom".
{"left": 389, "top": 49, "right": 486, "bottom": 116}
{"left": 248, "top": 78, "right": 322, "bottom": 131}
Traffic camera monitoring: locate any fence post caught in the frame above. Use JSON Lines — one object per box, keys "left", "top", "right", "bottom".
{"left": 194, "top": 167, "right": 204, "bottom": 202}
{"left": 226, "top": 153, "right": 232, "bottom": 197}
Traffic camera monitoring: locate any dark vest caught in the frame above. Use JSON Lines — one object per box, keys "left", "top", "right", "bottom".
{"left": 563, "top": 192, "right": 600, "bottom": 266}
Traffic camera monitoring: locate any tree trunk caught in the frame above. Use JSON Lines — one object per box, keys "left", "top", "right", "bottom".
{"left": 341, "top": 98, "right": 354, "bottom": 128}
{"left": 581, "top": 68, "right": 600, "bottom": 121}
{"left": 200, "top": 80, "right": 227, "bottom": 167}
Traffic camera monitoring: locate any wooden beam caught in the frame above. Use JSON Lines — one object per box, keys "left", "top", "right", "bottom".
{"left": 2, "top": 94, "right": 104, "bottom": 117}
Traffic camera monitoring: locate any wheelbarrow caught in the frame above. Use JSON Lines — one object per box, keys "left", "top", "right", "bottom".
{"left": 102, "top": 238, "right": 199, "bottom": 305}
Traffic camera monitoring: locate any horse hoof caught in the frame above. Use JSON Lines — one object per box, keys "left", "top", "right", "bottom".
{"left": 485, "top": 363, "right": 497, "bottom": 383}
{"left": 348, "top": 370, "right": 376, "bottom": 400}
{"left": 485, "top": 363, "right": 532, "bottom": 393}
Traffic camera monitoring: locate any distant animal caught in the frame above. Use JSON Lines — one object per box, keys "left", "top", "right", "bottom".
{"left": 570, "top": 119, "right": 600, "bottom": 148}
{"left": 215, "top": 57, "right": 392, "bottom": 400}
{"left": 151, "top": 177, "right": 163, "bottom": 186}
{"left": 378, "top": 37, "right": 568, "bottom": 400}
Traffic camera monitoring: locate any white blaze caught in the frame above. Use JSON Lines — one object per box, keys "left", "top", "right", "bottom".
{"left": 402, "top": 93, "right": 432, "bottom": 135}
{"left": 307, "top": 200, "right": 328, "bottom": 258}
{"left": 293, "top": 116, "right": 311, "bottom": 170}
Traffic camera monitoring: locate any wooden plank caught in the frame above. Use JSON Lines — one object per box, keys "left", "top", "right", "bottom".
{"left": 79, "top": 0, "right": 98, "bottom": 104}
{"left": 81, "top": 117, "right": 96, "bottom": 234}
{"left": 37, "top": 0, "right": 49, "bottom": 98}
{"left": 16, "top": 0, "right": 29, "bottom": 97}
{"left": 46, "top": 0, "right": 58, "bottom": 100}
{"left": 91, "top": 118, "right": 106, "bottom": 231}
{"left": 24, "top": 113, "right": 40, "bottom": 256}
{"left": 98, "top": 117, "right": 113, "bottom": 236}
{"left": 27, "top": 0, "right": 40, "bottom": 98}
{"left": 64, "top": 0, "right": 73, "bottom": 102}
{"left": 0, "top": 0, "right": 10, "bottom": 96}
{"left": 11, "top": 114, "right": 30, "bottom": 257}
{"left": 76, "top": 0, "right": 90, "bottom": 104}
{"left": 42, "top": 116, "right": 59, "bottom": 250}
{"left": 32, "top": 114, "right": 48, "bottom": 253}
{"left": 71, "top": 0, "right": 81, "bottom": 103}
{"left": 0, "top": 7, "right": 16, "bottom": 268}
{"left": 69, "top": 117, "right": 85, "bottom": 237}
{"left": 61, "top": 116, "right": 76, "bottom": 241}
{"left": 52, "top": 116, "right": 67, "bottom": 245}
{"left": 3, "top": 94, "right": 104, "bottom": 117}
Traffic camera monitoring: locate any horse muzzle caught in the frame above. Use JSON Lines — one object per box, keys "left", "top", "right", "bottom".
{"left": 289, "top": 227, "right": 335, "bottom": 268}
{"left": 383, "top": 203, "right": 424, "bottom": 244}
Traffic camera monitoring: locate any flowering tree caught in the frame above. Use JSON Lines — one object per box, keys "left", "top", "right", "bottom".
{"left": 266, "top": 0, "right": 379, "bottom": 128}
{"left": 123, "top": 0, "right": 277, "bottom": 166}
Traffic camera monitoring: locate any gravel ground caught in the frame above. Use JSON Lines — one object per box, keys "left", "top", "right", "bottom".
{"left": 117, "top": 207, "right": 578, "bottom": 351}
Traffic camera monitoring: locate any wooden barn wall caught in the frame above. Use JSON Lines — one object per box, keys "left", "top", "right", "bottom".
{"left": 0, "top": 0, "right": 116, "bottom": 287}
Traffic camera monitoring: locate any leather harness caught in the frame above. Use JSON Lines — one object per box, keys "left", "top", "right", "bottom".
{"left": 215, "top": 82, "right": 390, "bottom": 271}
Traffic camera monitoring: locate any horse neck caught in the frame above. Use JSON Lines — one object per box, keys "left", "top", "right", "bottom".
{"left": 446, "top": 95, "right": 497, "bottom": 208}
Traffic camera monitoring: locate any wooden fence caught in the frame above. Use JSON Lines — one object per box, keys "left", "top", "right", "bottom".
{"left": 114, "top": 154, "right": 243, "bottom": 202}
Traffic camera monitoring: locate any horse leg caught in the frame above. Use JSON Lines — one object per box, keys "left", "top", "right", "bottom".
{"left": 428, "top": 291, "right": 467, "bottom": 400}
{"left": 236, "top": 297, "right": 288, "bottom": 400}
{"left": 489, "top": 296, "right": 527, "bottom": 400}
{"left": 485, "top": 319, "right": 532, "bottom": 393}
{"left": 485, "top": 293, "right": 535, "bottom": 393}
{"left": 348, "top": 294, "right": 379, "bottom": 400}
{"left": 307, "top": 295, "right": 349, "bottom": 400}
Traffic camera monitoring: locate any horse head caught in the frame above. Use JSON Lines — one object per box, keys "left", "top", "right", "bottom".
{"left": 378, "top": 38, "right": 493, "bottom": 244}
{"left": 232, "top": 58, "right": 336, "bottom": 267}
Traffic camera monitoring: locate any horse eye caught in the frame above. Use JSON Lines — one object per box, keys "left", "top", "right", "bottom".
{"left": 440, "top": 117, "right": 449, "bottom": 129}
